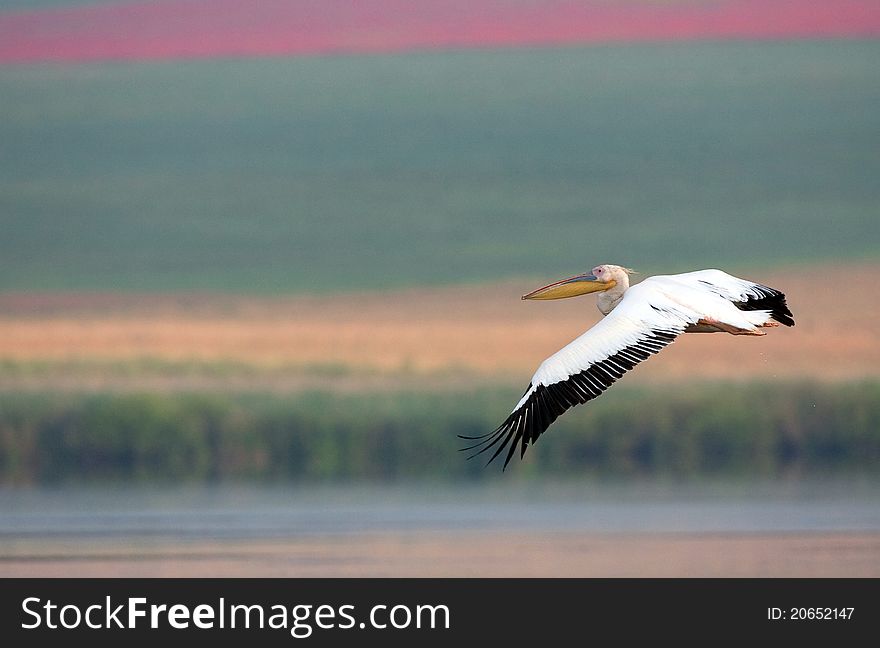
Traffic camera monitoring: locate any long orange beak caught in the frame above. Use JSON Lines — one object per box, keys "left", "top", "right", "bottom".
{"left": 522, "top": 273, "right": 616, "bottom": 300}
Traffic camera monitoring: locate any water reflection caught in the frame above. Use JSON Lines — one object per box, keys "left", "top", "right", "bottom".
{"left": 2, "top": 477, "right": 878, "bottom": 542}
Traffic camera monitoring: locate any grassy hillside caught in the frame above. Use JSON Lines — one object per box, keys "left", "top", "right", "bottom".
{"left": 1, "top": 41, "right": 878, "bottom": 292}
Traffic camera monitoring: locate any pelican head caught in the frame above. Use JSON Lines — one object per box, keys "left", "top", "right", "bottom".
{"left": 522, "top": 264, "right": 632, "bottom": 300}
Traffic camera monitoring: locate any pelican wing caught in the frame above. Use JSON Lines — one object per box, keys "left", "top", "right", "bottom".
{"left": 462, "top": 282, "right": 703, "bottom": 469}
{"left": 658, "top": 269, "right": 795, "bottom": 327}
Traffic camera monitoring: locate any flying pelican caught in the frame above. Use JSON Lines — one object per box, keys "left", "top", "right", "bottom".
{"left": 461, "top": 265, "right": 795, "bottom": 469}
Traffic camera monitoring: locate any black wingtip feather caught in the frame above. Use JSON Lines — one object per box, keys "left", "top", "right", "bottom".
{"left": 463, "top": 328, "right": 683, "bottom": 470}
{"left": 735, "top": 286, "right": 795, "bottom": 327}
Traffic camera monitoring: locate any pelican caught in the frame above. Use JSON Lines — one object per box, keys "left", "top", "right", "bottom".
{"left": 461, "top": 265, "right": 795, "bottom": 469}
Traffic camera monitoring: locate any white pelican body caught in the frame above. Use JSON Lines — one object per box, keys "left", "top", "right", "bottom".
{"left": 462, "top": 265, "right": 795, "bottom": 469}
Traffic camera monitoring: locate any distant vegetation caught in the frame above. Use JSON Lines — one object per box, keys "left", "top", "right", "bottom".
{"left": 2, "top": 40, "right": 878, "bottom": 293}
{"left": 1, "top": 382, "right": 877, "bottom": 483}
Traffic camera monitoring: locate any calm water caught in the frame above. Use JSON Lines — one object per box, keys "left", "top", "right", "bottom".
{"left": 1, "top": 477, "right": 878, "bottom": 543}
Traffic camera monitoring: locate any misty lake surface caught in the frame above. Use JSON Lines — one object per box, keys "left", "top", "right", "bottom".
{"left": 2, "top": 477, "right": 879, "bottom": 542}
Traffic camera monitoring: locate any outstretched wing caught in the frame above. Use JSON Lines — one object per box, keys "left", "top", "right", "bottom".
{"left": 666, "top": 269, "right": 795, "bottom": 327}
{"left": 461, "top": 283, "right": 703, "bottom": 469}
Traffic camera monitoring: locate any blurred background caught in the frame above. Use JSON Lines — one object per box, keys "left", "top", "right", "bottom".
{"left": 1, "top": 0, "right": 879, "bottom": 576}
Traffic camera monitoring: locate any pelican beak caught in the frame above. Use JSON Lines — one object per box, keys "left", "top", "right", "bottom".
{"left": 522, "top": 273, "right": 616, "bottom": 300}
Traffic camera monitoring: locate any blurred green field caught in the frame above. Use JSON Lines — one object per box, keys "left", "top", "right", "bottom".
{"left": 2, "top": 381, "right": 878, "bottom": 483}
{"left": 2, "top": 40, "right": 878, "bottom": 293}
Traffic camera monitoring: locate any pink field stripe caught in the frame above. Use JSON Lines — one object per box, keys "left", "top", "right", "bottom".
{"left": 1, "top": 0, "right": 878, "bottom": 63}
